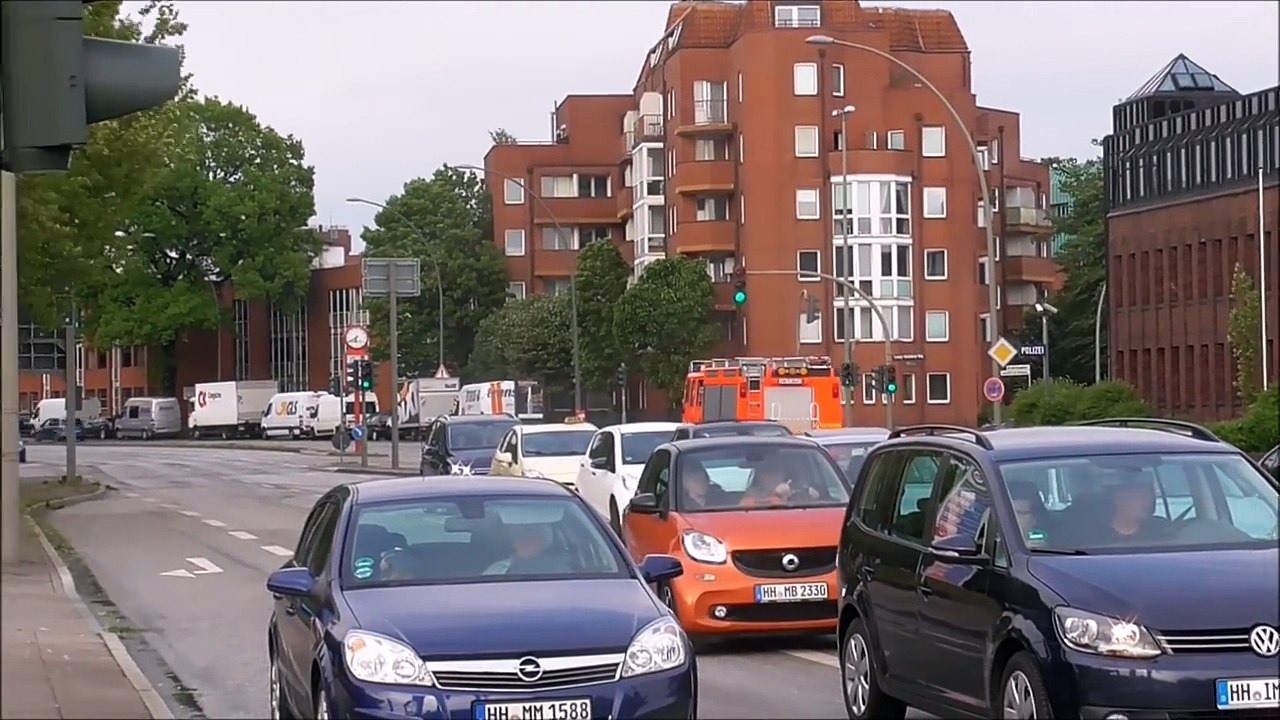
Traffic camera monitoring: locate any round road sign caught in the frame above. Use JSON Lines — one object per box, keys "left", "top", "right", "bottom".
{"left": 983, "top": 377, "right": 1005, "bottom": 403}
{"left": 350, "top": 425, "right": 366, "bottom": 441}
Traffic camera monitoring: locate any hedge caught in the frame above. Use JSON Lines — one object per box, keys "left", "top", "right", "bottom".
{"left": 1207, "top": 387, "right": 1279, "bottom": 453}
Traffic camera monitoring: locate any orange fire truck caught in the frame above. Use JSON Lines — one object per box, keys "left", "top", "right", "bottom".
{"left": 680, "top": 356, "right": 843, "bottom": 433}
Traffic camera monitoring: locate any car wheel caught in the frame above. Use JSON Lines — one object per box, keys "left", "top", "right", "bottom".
{"left": 608, "top": 500, "right": 622, "bottom": 535}
{"left": 841, "top": 618, "right": 906, "bottom": 720}
{"left": 999, "top": 652, "right": 1051, "bottom": 719}
{"left": 268, "top": 644, "right": 294, "bottom": 720}
{"left": 313, "top": 676, "right": 332, "bottom": 720}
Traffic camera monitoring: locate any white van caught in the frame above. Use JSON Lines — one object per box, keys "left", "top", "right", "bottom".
{"left": 114, "top": 397, "right": 182, "bottom": 439}
{"left": 343, "top": 393, "right": 379, "bottom": 427}
{"left": 262, "top": 391, "right": 324, "bottom": 439}
{"left": 308, "top": 394, "right": 343, "bottom": 438}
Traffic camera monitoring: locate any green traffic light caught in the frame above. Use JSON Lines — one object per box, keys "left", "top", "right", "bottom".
{"left": 733, "top": 290, "right": 747, "bottom": 304}
{"left": 886, "top": 383, "right": 898, "bottom": 394}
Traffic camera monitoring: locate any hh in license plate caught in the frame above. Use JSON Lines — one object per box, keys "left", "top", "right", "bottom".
{"left": 1216, "top": 677, "right": 1280, "bottom": 709}
{"left": 755, "top": 582, "right": 828, "bottom": 603}
{"left": 474, "top": 698, "right": 592, "bottom": 720}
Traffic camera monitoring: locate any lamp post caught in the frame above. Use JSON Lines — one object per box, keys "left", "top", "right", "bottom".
{"left": 807, "top": 35, "right": 1003, "bottom": 424}
{"left": 1095, "top": 283, "right": 1107, "bottom": 384}
{"left": 1034, "top": 301, "right": 1059, "bottom": 381}
{"left": 833, "top": 105, "right": 856, "bottom": 427}
{"left": 1258, "top": 164, "right": 1270, "bottom": 391}
{"left": 453, "top": 164, "right": 584, "bottom": 416}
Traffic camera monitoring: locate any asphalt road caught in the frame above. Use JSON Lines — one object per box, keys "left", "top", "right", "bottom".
{"left": 24, "top": 443, "right": 929, "bottom": 719}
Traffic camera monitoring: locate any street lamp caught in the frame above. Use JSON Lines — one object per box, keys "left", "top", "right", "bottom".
{"left": 832, "top": 104, "right": 857, "bottom": 427}
{"left": 345, "top": 198, "right": 446, "bottom": 373}
{"left": 807, "top": 34, "right": 1004, "bottom": 423}
{"left": 1034, "top": 301, "right": 1059, "bottom": 382}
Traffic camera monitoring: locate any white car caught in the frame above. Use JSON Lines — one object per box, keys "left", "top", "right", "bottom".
{"left": 576, "top": 422, "right": 679, "bottom": 531}
{"left": 490, "top": 420, "right": 598, "bottom": 490}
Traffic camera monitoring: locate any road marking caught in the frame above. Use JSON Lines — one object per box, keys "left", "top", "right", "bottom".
{"left": 179, "top": 510, "right": 201, "bottom": 517}
{"left": 142, "top": 498, "right": 158, "bottom": 503}
{"left": 159, "top": 557, "right": 225, "bottom": 578}
{"left": 159, "top": 503, "right": 179, "bottom": 510}
{"left": 122, "top": 491, "right": 139, "bottom": 497}
{"left": 160, "top": 569, "right": 195, "bottom": 578}
{"left": 261, "top": 545, "right": 294, "bottom": 557}
{"left": 228, "top": 530, "right": 258, "bottom": 540}
{"left": 202, "top": 519, "right": 227, "bottom": 527}
{"left": 781, "top": 649, "right": 840, "bottom": 668}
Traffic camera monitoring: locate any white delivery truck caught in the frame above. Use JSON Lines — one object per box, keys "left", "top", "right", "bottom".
{"left": 262, "top": 391, "right": 343, "bottom": 439}
{"left": 114, "top": 397, "right": 182, "bottom": 439}
{"left": 396, "top": 377, "right": 461, "bottom": 439}
{"left": 188, "top": 380, "right": 277, "bottom": 439}
{"left": 32, "top": 397, "right": 103, "bottom": 430}
{"left": 456, "top": 380, "right": 543, "bottom": 421}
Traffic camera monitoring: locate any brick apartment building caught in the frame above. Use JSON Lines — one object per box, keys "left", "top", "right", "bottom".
{"left": 1104, "top": 55, "right": 1280, "bottom": 421}
{"left": 486, "top": 0, "right": 1052, "bottom": 425}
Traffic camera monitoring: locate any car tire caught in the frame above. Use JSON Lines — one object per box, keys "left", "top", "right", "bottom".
{"left": 608, "top": 500, "right": 622, "bottom": 535}
{"left": 998, "top": 651, "right": 1052, "bottom": 720}
{"left": 313, "top": 674, "right": 332, "bottom": 720}
{"left": 841, "top": 618, "right": 906, "bottom": 720}
{"left": 268, "top": 641, "right": 295, "bottom": 720}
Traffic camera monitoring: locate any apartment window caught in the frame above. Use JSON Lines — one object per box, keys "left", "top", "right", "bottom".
{"left": 926, "top": 372, "right": 951, "bottom": 404}
{"left": 793, "top": 63, "right": 818, "bottom": 96}
{"left": 503, "top": 178, "right": 525, "bottom": 204}
{"left": 542, "top": 227, "right": 576, "bottom": 251}
{"left": 833, "top": 179, "right": 911, "bottom": 236}
{"left": 794, "top": 126, "right": 819, "bottom": 157}
{"left": 667, "top": 88, "right": 675, "bottom": 120}
{"left": 775, "top": 4, "right": 820, "bottom": 28}
{"left": 504, "top": 229, "right": 526, "bottom": 256}
{"left": 540, "top": 175, "right": 574, "bottom": 198}
{"left": 693, "top": 80, "right": 728, "bottom": 124}
{"left": 799, "top": 312, "right": 822, "bottom": 344}
{"left": 234, "top": 298, "right": 251, "bottom": 381}
{"left": 925, "top": 310, "right": 949, "bottom": 342}
{"left": 577, "top": 174, "right": 610, "bottom": 198}
{"left": 704, "top": 255, "right": 736, "bottom": 283}
{"left": 269, "top": 302, "right": 308, "bottom": 393}
{"left": 695, "top": 196, "right": 730, "bottom": 221}
{"left": 990, "top": 137, "right": 1001, "bottom": 164}
{"left": 831, "top": 64, "right": 845, "bottom": 96}
{"left": 895, "top": 306, "right": 913, "bottom": 341}
{"left": 977, "top": 144, "right": 991, "bottom": 170}
{"left": 899, "top": 374, "right": 917, "bottom": 404}
{"left": 579, "top": 226, "right": 612, "bottom": 245}
{"left": 695, "top": 137, "right": 730, "bottom": 161}
{"left": 738, "top": 134, "right": 744, "bottom": 164}
{"left": 507, "top": 282, "right": 526, "bottom": 301}
{"left": 737, "top": 72, "right": 743, "bottom": 103}
{"left": 327, "top": 288, "right": 360, "bottom": 381}
{"left": 544, "top": 278, "right": 573, "bottom": 296}
{"left": 862, "top": 375, "right": 878, "bottom": 404}
{"left": 979, "top": 313, "right": 992, "bottom": 343}
{"left": 886, "top": 130, "right": 905, "bottom": 150}
{"left": 921, "top": 126, "right": 946, "bottom": 157}
{"left": 923, "top": 187, "right": 947, "bottom": 218}
{"left": 797, "top": 250, "right": 820, "bottom": 281}
{"left": 978, "top": 200, "right": 989, "bottom": 228}
{"left": 795, "top": 189, "right": 820, "bottom": 219}
{"left": 924, "top": 249, "right": 948, "bottom": 280}
{"left": 978, "top": 256, "right": 989, "bottom": 285}
{"left": 739, "top": 195, "right": 745, "bottom": 224}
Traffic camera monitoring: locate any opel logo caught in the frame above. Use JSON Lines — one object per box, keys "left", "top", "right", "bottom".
{"left": 515, "top": 656, "right": 544, "bottom": 682}
{"left": 781, "top": 553, "right": 801, "bottom": 572}
{"left": 1249, "top": 625, "right": 1280, "bottom": 657}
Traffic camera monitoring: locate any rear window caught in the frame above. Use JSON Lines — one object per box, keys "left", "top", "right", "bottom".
{"left": 691, "top": 424, "right": 792, "bottom": 438}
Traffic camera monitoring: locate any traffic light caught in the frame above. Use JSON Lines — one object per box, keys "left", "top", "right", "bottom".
{"left": 616, "top": 363, "right": 628, "bottom": 387}
{"left": 359, "top": 360, "right": 374, "bottom": 391}
{"left": 883, "top": 365, "right": 898, "bottom": 395}
{"left": 839, "top": 362, "right": 859, "bottom": 388}
{"left": 329, "top": 375, "right": 343, "bottom": 396}
{"left": 1, "top": 1, "right": 182, "bottom": 173}
{"left": 345, "top": 359, "right": 361, "bottom": 391}
{"left": 732, "top": 268, "right": 747, "bottom": 305}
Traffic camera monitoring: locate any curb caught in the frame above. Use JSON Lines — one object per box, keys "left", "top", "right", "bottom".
{"left": 328, "top": 466, "right": 419, "bottom": 476}
{"left": 99, "top": 440, "right": 387, "bottom": 458}
{"left": 26, "top": 500, "right": 174, "bottom": 720}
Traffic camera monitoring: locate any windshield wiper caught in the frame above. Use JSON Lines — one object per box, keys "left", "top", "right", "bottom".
{"left": 1029, "top": 548, "right": 1090, "bottom": 556}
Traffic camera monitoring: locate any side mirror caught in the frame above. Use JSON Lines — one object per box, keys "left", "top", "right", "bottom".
{"left": 639, "top": 554, "right": 683, "bottom": 584}
{"left": 589, "top": 456, "right": 610, "bottom": 470}
{"left": 628, "top": 493, "right": 660, "bottom": 514}
{"left": 494, "top": 451, "right": 513, "bottom": 465}
{"left": 266, "top": 567, "right": 316, "bottom": 597}
{"left": 931, "top": 534, "right": 983, "bottom": 560}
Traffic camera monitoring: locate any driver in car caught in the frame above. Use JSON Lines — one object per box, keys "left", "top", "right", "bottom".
{"left": 740, "top": 459, "right": 821, "bottom": 507}
{"left": 483, "top": 523, "right": 571, "bottom": 575}
{"left": 1102, "top": 473, "right": 1170, "bottom": 543}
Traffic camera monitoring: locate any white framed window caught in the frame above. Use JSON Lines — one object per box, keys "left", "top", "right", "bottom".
{"left": 695, "top": 195, "right": 730, "bottom": 221}
{"left": 886, "top": 130, "right": 905, "bottom": 150}
{"left": 540, "top": 175, "right": 575, "bottom": 198}
{"left": 900, "top": 373, "right": 917, "bottom": 404}
{"left": 737, "top": 72, "right": 743, "bottom": 103}
{"left": 504, "top": 229, "right": 526, "bottom": 256}
{"left": 833, "top": 241, "right": 912, "bottom": 301}
{"left": 544, "top": 278, "right": 572, "bottom": 296}
{"left": 739, "top": 194, "right": 745, "bottom": 224}
{"left": 541, "top": 226, "right": 576, "bottom": 251}
{"left": 895, "top": 305, "right": 913, "bottom": 341}
{"left": 977, "top": 144, "right": 991, "bottom": 170}
{"left": 831, "top": 64, "right": 845, "bottom": 96}
{"left": 978, "top": 313, "right": 992, "bottom": 343}
{"left": 738, "top": 133, "right": 744, "bottom": 164}
{"left": 577, "top": 174, "right": 610, "bottom": 198}
{"left": 978, "top": 256, "right": 990, "bottom": 285}
{"left": 695, "top": 137, "right": 729, "bottom": 161}
{"left": 775, "top": 4, "right": 820, "bottom": 28}
{"left": 925, "top": 310, "right": 949, "bottom": 342}
{"left": 506, "top": 281, "right": 526, "bottom": 300}
{"left": 799, "top": 313, "right": 822, "bottom": 344}
{"left": 862, "top": 375, "right": 878, "bottom": 404}
{"left": 921, "top": 126, "right": 946, "bottom": 157}
{"left": 923, "top": 187, "right": 947, "bottom": 218}
{"left": 794, "top": 126, "right": 819, "bottom": 157}
{"left": 693, "top": 80, "right": 728, "bottom": 124}
{"left": 797, "top": 250, "right": 820, "bottom": 282}
{"left": 795, "top": 188, "right": 820, "bottom": 219}
{"left": 924, "top": 249, "right": 948, "bottom": 280}
{"left": 503, "top": 178, "right": 525, "bottom": 204}
{"left": 926, "top": 372, "right": 951, "bottom": 404}
{"left": 793, "top": 63, "right": 818, "bottom": 96}
{"left": 990, "top": 137, "right": 1001, "bottom": 164}
{"left": 667, "top": 88, "right": 676, "bottom": 120}
{"left": 833, "top": 178, "right": 911, "bottom": 236}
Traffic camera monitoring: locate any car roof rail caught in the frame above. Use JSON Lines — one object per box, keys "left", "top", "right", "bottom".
{"left": 1072, "top": 417, "right": 1221, "bottom": 442}
{"left": 886, "top": 424, "right": 994, "bottom": 450}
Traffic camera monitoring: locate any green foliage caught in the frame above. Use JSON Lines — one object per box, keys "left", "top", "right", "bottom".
{"left": 574, "top": 241, "right": 631, "bottom": 390}
{"left": 1208, "top": 387, "right": 1280, "bottom": 453}
{"left": 1226, "top": 263, "right": 1261, "bottom": 405}
{"left": 489, "top": 128, "right": 518, "bottom": 145}
{"left": 469, "top": 295, "right": 573, "bottom": 388}
{"left": 361, "top": 165, "right": 507, "bottom": 376}
{"left": 1008, "top": 379, "right": 1150, "bottom": 427}
{"left": 613, "top": 257, "right": 716, "bottom": 404}
{"left": 1040, "top": 158, "right": 1106, "bottom": 384}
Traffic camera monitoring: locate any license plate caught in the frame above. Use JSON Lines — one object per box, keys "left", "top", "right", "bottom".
{"left": 1216, "top": 677, "right": 1280, "bottom": 709}
{"left": 754, "top": 582, "right": 828, "bottom": 603}
{"left": 473, "top": 698, "right": 592, "bottom": 720}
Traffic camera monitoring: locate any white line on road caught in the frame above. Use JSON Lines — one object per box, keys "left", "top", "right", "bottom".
{"left": 780, "top": 649, "right": 840, "bottom": 669}
{"left": 179, "top": 510, "right": 201, "bottom": 517}
{"left": 261, "top": 545, "right": 294, "bottom": 557}
{"left": 122, "top": 491, "right": 138, "bottom": 497}
{"left": 202, "top": 519, "right": 227, "bottom": 527}
{"left": 159, "top": 503, "right": 179, "bottom": 510}
{"left": 187, "top": 557, "right": 223, "bottom": 574}
{"left": 228, "top": 531, "right": 258, "bottom": 540}
{"left": 142, "top": 498, "right": 158, "bottom": 503}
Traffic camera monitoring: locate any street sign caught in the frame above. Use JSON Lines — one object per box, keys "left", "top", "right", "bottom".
{"left": 1000, "top": 364, "right": 1032, "bottom": 377}
{"left": 331, "top": 431, "right": 351, "bottom": 451}
{"left": 434, "top": 363, "right": 450, "bottom": 379}
{"left": 983, "top": 376, "right": 1006, "bottom": 403}
{"left": 1020, "top": 344, "right": 1046, "bottom": 357}
{"left": 361, "top": 258, "right": 421, "bottom": 298}
{"left": 988, "top": 337, "right": 1018, "bottom": 368}
{"left": 350, "top": 425, "right": 366, "bottom": 441}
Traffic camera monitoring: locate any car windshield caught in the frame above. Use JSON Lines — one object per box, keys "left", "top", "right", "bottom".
{"left": 447, "top": 421, "right": 516, "bottom": 451}
{"left": 620, "top": 431, "right": 671, "bottom": 465}
{"left": 523, "top": 430, "right": 594, "bottom": 457}
{"left": 342, "top": 496, "right": 626, "bottom": 587}
{"left": 822, "top": 440, "right": 879, "bottom": 480}
{"left": 692, "top": 424, "right": 792, "bottom": 438}
{"left": 999, "top": 452, "right": 1279, "bottom": 554}
{"left": 676, "top": 445, "right": 849, "bottom": 512}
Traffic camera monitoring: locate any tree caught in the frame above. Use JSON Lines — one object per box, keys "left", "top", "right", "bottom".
{"left": 489, "top": 128, "right": 518, "bottom": 145}
{"left": 85, "top": 97, "right": 318, "bottom": 393}
{"left": 613, "top": 257, "right": 716, "bottom": 405}
{"left": 1227, "top": 263, "right": 1262, "bottom": 405}
{"left": 1041, "top": 158, "right": 1106, "bottom": 384}
{"left": 361, "top": 165, "right": 507, "bottom": 376}
{"left": 574, "top": 241, "right": 631, "bottom": 389}
{"left": 469, "top": 295, "right": 574, "bottom": 388}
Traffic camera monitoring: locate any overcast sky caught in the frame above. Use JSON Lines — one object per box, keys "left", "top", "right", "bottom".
{"left": 137, "top": 1, "right": 1280, "bottom": 246}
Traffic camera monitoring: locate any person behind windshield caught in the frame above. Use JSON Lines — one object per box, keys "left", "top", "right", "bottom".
{"left": 483, "top": 523, "right": 570, "bottom": 575}
{"left": 1102, "top": 474, "right": 1167, "bottom": 543}
{"left": 1007, "top": 481, "right": 1051, "bottom": 536}
{"left": 681, "top": 463, "right": 728, "bottom": 510}
{"left": 740, "top": 458, "right": 820, "bottom": 507}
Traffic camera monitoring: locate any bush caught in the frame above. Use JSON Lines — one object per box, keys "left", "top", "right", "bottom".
{"left": 1208, "top": 387, "right": 1279, "bottom": 453}
{"left": 1008, "top": 379, "right": 1151, "bottom": 427}
{"left": 1075, "top": 380, "right": 1152, "bottom": 420}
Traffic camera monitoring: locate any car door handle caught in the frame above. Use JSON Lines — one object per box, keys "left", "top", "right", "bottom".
{"left": 918, "top": 582, "right": 935, "bottom": 598}
{"left": 858, "top": 566, "right": 876, "bottom": 581}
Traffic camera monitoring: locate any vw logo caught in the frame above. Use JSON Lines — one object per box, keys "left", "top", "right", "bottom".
{"left": 515, "top": 656, "right": 544, "bottom": 682}
{"left": 1249, "top": 625, "right": 1280, "bottom": 657}
{"left": 781, "top": 553, "right": 801, "bottom": 572}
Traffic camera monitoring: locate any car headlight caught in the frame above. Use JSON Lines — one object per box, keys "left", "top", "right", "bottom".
{"left": 681, "top": 530, "right": 727, "bottom": 565}
{"left": 621, "top": 617, "right": 688, "bottom": 678}
{"left": 342, "top": 630, "right": 434, "bottom": 685}
{"left": 523, "top": 468, "right": 547, "bottom": 479}
{"left": 1052, "top": 607, "right": 1162, "bottom": 658}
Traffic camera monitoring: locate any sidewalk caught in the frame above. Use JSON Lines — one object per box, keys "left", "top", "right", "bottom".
{"left": 2, "top": 514, "right": 159, "bottom": 718}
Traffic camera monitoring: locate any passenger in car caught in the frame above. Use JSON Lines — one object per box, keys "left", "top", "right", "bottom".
{"left": 682, "top": 464, "right": 730, "bottom": 509}
{"left": 483, "top": 523, "right": 572, "bottom": 575}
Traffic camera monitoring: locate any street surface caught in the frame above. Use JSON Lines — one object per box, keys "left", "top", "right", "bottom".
{"left": 23, "top": 443, "right": 930, "bottom": 719}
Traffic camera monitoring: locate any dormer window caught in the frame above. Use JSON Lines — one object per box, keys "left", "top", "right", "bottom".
{"left": 774, "top": 4, "right": 821, "bottom": 28}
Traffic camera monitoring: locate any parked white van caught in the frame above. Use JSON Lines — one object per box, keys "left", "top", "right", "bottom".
{"left": 308, "top": 394, "right": 343, "bottom": 438}
{"left": 262, "top": 392, "right": 321, "bottom": 439}
{"left": 114, "top": 397, "right": 182, "bottom": 440}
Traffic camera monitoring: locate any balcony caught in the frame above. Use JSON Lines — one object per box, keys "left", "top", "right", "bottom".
{"left": 825, "top": 147, "right": 914, "bottom": 178}
{"left": 532, "top": 251, "right": 578, "bottom": 277}
{"left": 616, "top": 186, "right": 633, "bottom": 220}
{"left": 533, "top": 196, "right": 617, "bottom": 225}
{"left": 675, "top": 100, "right": 734, "bottom": 136}
{"left": 671, "top": 219, "right": 734, "bottom": 254}
{"left": 628, "top": 114, "right": 664, "bottom": 152}
{"left": 635, "top": 178, "right": 666, "bottom": 203}
{"left": 636, "top": 235, "right": 666, "bottom": 257}
{"left": 1002, "top": 255, "right": 1061, "bottom": 286}
{"left": 672, "top": 160, "right": 735, "bottom": 195}
{"left": 1005, "top": 206, "right": 1054, "bottom": 235}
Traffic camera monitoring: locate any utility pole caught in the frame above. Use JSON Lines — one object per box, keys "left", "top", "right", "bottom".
{"left": 618, "top": 363, "right": 629, "bottom": 424}
{"left": 65, "top": 302, "right": 78, "bottom": 480}
{"left": 360, "top": 258, "right": 420, "bottom": 470}
{"left": 388, "top": 265, "right": 400, "bottom": 470}
{"left": 1, "top": 166, "right": 19, "bottom": 565}
{"left": 833, "top": 105, "right": 856, "bottom": 427}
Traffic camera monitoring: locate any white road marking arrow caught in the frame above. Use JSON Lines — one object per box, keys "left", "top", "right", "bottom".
{"left": 159, "top": 557, "right": 225, "bottom": 578}
{"left": 160, "top": 569, "right": 195, "bottom": 578}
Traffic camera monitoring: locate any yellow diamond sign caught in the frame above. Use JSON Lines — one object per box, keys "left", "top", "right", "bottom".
{"left": 987, "top": 337, "right": 1018, "bottom": 368}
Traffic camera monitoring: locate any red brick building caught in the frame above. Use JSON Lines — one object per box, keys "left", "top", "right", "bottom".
{"left": 486, "top": 0, "right": 1051, "bottom": 425}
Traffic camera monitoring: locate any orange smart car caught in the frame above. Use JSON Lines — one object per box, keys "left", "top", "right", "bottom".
{"left": 620, "top": 436, "right": 851, "bottom": 636}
